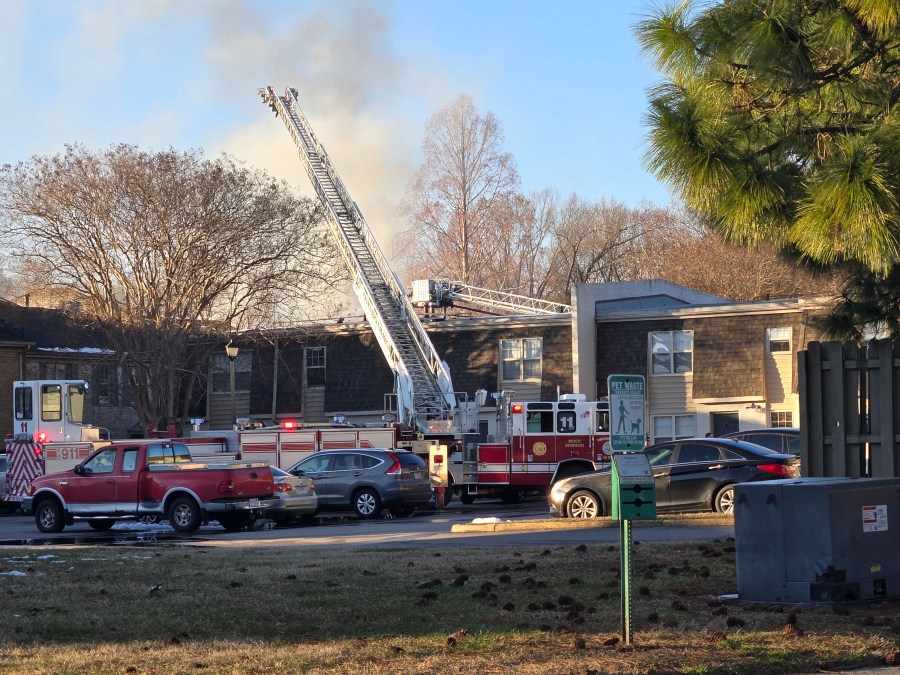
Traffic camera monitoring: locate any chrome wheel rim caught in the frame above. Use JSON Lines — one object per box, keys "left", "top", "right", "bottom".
{"left": 569, "top": 494, "right": 598, "bottom": 518}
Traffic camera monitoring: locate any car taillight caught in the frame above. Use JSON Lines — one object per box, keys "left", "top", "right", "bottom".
{"left": 274, "top": 482, "right": 293, "bottom": 493}
{"left": 217, "top": 480, "right": 235, "bottom": 494}
{"left": 308, "top": 479, "right": 315, "bottom": 494}
{"left": 384, "top": 451, "right": 402, "bottom": 475}
{"left": 758, "top": 463, "right": 796, "bottom": 476}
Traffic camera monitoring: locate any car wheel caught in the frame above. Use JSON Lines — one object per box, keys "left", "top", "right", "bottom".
{"left": 35, "top": 499, "right": 65, "bottom": 533}
{"left": 459, "top": 492, "right": 476, "bottom": 505}
{"left": 217, "top": 513, "right": 252, "bottom": 531}
{"left": 389, "top": 504, "right": 416, "bottom": 518}
{"left": 353, "top": 488, "right": 382, "bottom": 519}
{"left": 87, "top": 519, "right": 116, "bottom": 532}
{"left": 137, "top": 515, "right": 162, "bottom": 525}
{"left": 566, "top": 490, "right": 601, "bottom": 519}
{"left": 168, "top": 496, "right": 201, "bottom": 532}
{"left": 714, "top": 485, "right": 736, "bottom": 514}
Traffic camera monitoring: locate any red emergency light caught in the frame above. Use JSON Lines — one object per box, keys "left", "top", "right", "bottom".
{"left": 511, "top": 404, "right": 523, "bottom": 414}
{"left": 37, "top": 432, "right": 47, "bottom": 443}
{"left": 282, "top": 420, "right": 296, "bottom": 431}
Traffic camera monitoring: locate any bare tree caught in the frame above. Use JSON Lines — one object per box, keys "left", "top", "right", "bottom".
{"left": 399, "top": 94, "right": 520, "bottom": 285}
{"left": 633, "top": 207, "right": 846, "bottom": 301}
{"left": 0, "top": 144, "right": 338, "bottom": 432}
{"left": 542, "top": 196, "right": 663, "bottom": 301}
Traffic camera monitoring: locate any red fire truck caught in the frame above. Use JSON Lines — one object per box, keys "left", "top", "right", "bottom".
{"left": 458, "top": 394, "right": 610, "bottom": 503}
{"left": 236, "top": 394, "right": 610, "bottom": 503}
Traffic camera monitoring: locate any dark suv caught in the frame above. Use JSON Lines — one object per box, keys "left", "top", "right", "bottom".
{"left": 723, "top": 428, "right": 800, "bottom": 454}
{"left": 287, "top": 449, "right": 432, "bottom": 518}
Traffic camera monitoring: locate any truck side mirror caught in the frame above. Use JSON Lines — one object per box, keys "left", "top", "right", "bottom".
{"left": 73, "top": 464, "right": 84, "bottom": 476}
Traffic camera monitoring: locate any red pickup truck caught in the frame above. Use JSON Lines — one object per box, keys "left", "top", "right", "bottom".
{"left": 22, "top": 439, "right": 277, "bottom": 533}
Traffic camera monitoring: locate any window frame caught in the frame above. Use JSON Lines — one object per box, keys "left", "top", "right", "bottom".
{"left": 649, "top": 330, "right": 694, "bottom": 375}
{"left": 305, "top": 346, "right": 326, "bottom": 388}
{"left": 770, "top": 411, "right": 793, "bottom": 428}
{"left": 767, "top": 327, "right": 792, "bottom": 353}
{"left": 652, "top": 414, "right": 696, "bottom": 443}
{"left": 500, "top": 337, "right": 543, "bottom": 382}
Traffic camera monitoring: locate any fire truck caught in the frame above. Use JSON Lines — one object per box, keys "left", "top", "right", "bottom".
{"left": 258, "top": 86, "right": 611, "bottom": 501}
{"left": 2, "top": 380, "right": 232, "bottom": 510}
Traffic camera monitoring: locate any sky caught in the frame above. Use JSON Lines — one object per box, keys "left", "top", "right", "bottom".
{"left": 0, "top": 0, "right": 674, "bottom": 253}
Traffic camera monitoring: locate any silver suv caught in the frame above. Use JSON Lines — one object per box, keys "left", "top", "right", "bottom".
{"left": 287, "top": 449, "right": 432, "bottom": 518}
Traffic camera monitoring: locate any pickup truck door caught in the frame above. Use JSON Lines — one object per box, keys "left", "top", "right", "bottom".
{"left": 66, "top": 447, "right": 120, "bottom": 514}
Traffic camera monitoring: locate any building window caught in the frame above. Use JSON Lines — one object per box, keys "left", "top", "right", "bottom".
{"left": 306, "top": 346, "right": 326, "bottom": 387}
{"left": 767, "top": 327, "right": 791, "bottom": 353}
{"left": 653, "top": 414, "right": 695, "bottom": 442}
{"left": 650, "top": 331, "right": 693, "bottom": 374}
{"left": 39, "top": 362, "right": 78, "bottom": 380}
{"left": 93, "top": 365, "right": 118, "bottom": 406}
{"left": 212, "top": 352, "right": 252, "bottom": 393}
{"left": 501, "top": 338, "right": 542, "bottom": 381}
{"left": 771, "top": 411, "right": 793, "bottom": 427}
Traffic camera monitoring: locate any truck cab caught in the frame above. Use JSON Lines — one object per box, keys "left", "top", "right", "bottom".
{"left": 14, "top": 380, "right": 104, "bottom": 444}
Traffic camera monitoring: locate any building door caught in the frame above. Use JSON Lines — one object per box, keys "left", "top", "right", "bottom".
{"left": 711, "top": 412, "right": 739, "bottom": 436}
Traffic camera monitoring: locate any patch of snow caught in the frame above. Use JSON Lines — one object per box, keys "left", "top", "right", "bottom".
{"left": 0, "top": 571, "right": 27, "bottom": 576}
{"left": 470, "top": 517, "right": 510, "bottom": 524}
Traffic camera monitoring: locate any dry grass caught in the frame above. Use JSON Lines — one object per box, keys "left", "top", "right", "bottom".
{"left": 0, "top": 540, "right": 897, "bottom": 674}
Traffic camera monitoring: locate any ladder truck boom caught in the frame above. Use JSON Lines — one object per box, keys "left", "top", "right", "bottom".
{"left": 411, "top": 279, "right": 571, "bottom": 315}
{"left": 258, "top": 86, "right": 455, "bottom": 431}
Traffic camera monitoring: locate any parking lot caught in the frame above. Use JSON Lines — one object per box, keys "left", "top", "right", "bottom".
{"left": 0, "top": 497, "right": 735, "bottom": 549}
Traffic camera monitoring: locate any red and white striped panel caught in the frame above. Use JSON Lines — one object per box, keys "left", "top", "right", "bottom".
{"left": 2, "top": 442, "right": 44, "bottom": 502}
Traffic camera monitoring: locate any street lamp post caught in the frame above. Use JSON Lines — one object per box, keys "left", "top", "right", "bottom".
{"left": 226, "top": 341, "right": 239, "bottom": 428}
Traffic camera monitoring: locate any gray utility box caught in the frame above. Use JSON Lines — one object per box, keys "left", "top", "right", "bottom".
{"left": 734, "top": 477, "right": 900, "bottom": 603}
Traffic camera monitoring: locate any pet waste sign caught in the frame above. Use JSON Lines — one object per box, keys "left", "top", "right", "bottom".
{"left": 608, "top": 375, "right": 646, "bottom": 452}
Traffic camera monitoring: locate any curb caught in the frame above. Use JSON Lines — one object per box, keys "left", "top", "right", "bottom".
{"left": 450, "top": 516, "right": 734, "bottom": 533}
{"left": 451, "top": 518, "right": 616, "bottom": 533}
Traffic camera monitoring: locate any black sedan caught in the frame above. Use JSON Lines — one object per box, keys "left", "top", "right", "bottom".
{"left": 548, "top": 438, "right": 801, "bottom": 518}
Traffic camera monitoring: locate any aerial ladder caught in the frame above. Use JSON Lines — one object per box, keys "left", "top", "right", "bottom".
{"left": 258, "top": 86, "right": 456, "bottom": 432}
{"left": 411, "top": 279, "right": 571, "bottom": 316}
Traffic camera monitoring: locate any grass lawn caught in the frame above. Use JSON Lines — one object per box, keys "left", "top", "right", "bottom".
{"left": 0, "top": 537, "right": 897, "bottom": 674}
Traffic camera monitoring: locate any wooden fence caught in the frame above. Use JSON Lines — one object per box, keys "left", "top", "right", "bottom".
{"left": 799, "top": 340, "right": 900, "bottom": 478}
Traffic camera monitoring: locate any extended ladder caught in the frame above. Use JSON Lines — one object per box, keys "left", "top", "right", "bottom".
{"left": 259, "top": 86, "right": 455, "bottom": 430}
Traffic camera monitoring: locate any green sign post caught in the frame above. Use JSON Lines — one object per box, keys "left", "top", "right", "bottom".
{"left": 607, "top": 374, "right": 652, "bottom": 646}
{"left": 607, "top": 374, "right": 646, "bottom": 451}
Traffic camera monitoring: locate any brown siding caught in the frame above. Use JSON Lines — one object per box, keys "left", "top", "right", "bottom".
{"left": 596, "top": 311, "right": 816, "bottom": 399}
{"left": 0, "top": 349, "right": 21, "bottom": 438}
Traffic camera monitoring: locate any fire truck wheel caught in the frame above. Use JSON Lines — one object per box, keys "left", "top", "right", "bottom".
{"left": 218, "top": 513, "right": 252, "bottom": 531}
{"left": 35, "top": 498, "right": 65, "bottom": 533}
{"left": 87, "top": 519, "right": 116, "bottom": 532}
{"left": 353, "top": 488, "right": 382, "bottom": 519}
{"left": 501, "top": 488, "right": 527, "bottom": 504}
{"left": 443, "top": 484, "right": 454, "bottom": 505}
{"left": 566, "top": 490, "right": 601, "bottom": 519}
{"left": 459, "top": 492, "right": 476, "bottom": 505}
{"left": 168, "top": 496, "right": 202, "bottom": 532}
{"left": 389, "top": 504, "right": 416, "bottom": 518}
{"left": 714, "top": 485, "right": 736, "bottom": 514}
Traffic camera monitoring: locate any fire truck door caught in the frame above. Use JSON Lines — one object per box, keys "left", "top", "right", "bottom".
{"left": 520, "top": 410, "right": 557, "bottom": 465}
